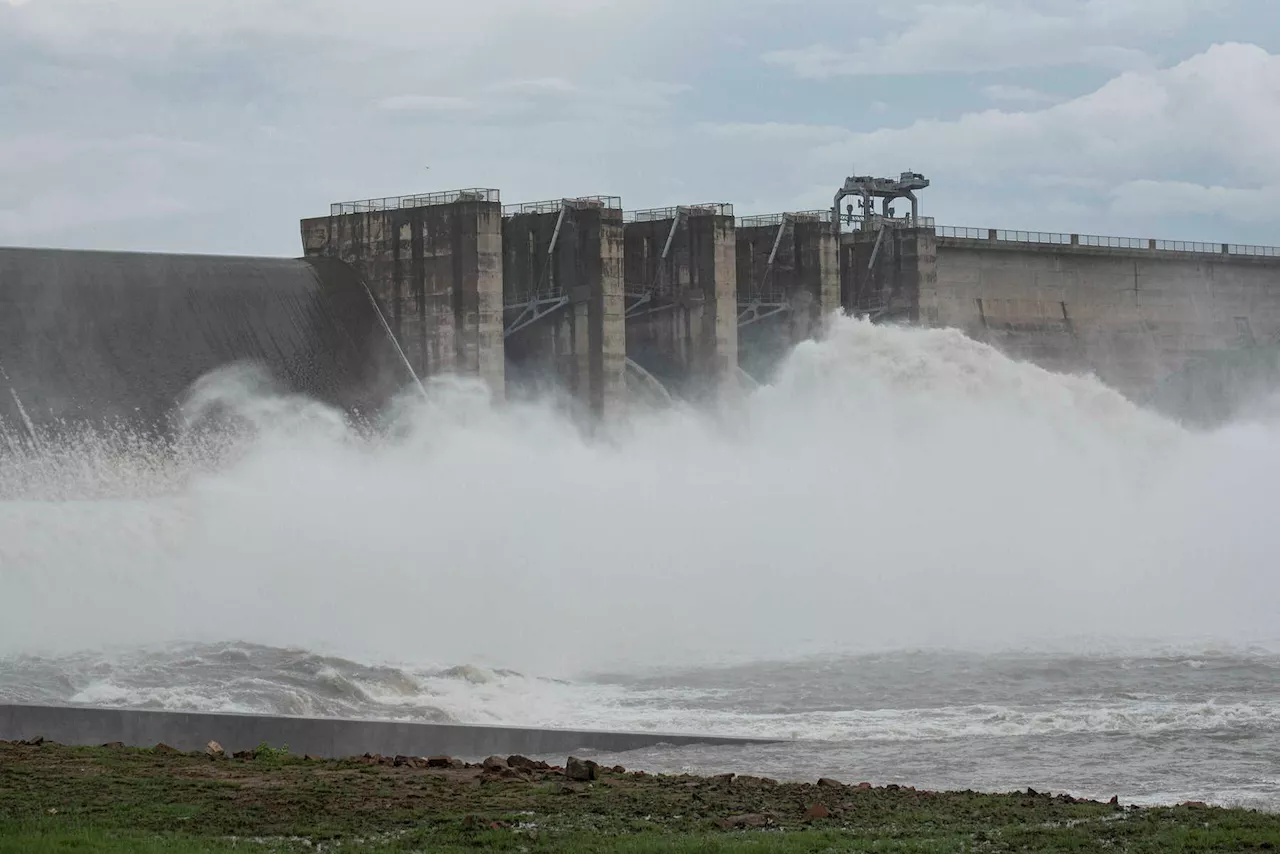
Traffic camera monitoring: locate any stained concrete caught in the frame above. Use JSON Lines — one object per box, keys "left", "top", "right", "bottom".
{"left": 302, "top": 193, "right": 504, "bottom": 395}
{"left": 841, "top": 227, "right": 936, "bottom": 323}
{"left": 624, "top": 207, "right": 738, "bottom": 393}
{"left": 0, "top": 705, "right": 778, "bottom": 760}
{"left": 0, "top": 248, "right": 406, "bottom": 438}
{"left": 502, "top": 199, "right": 626, "bottom": 416}
{"left": 736, "top": 214, "right": 839, "bottom": 379}
{"left": 928, "top": 237, "right": 1280, "bottom": 409}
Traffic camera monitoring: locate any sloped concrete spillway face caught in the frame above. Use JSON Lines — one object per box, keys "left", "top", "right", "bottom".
{"left": 0, "top": 248, "right": 410, "bottom": 440}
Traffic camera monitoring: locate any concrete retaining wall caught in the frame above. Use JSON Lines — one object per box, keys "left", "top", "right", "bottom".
{"left": 0, "top": 705, "right": 776, "bottom": 760}
{"left": 929, "top": 238, "right": 1280, "bottom": 408}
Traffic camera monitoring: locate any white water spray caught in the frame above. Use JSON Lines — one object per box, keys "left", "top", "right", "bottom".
{"left": 1, "top": 317, "right": 1278, "bottom": 676}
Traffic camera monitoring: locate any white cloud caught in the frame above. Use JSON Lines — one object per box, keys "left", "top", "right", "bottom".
{"left": 982, "top": 84, "right": 1061, "bottom": 104}
{"left": 1109, "top": 180, "right": 1280, "bottom": 224}
{"left": 376, "top": 95, "right": 475, "bottom": 113}
{"left": 0, "top": 0, "right": 1273, "bottom": 251}
{"left": 707, "top": 43, "right": 1280, "bottom": 233}
{"left": 764, "top": 0, "right": 1221, "bottom": 76}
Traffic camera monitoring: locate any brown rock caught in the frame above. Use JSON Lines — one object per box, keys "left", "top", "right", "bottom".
{"left": 449, "top": 758, "right": 467, "bottom": 770}
{"left": 719, "top": 813, "right": 773, "bottom": 829}
{"left": 1109, "top": 795, "right": 1120, "bottom": 806}
{"left": 101, "top": 742, "right": 125, "bottom": 750}
{"left": 817, "top": 777, "right": 844, "bottom": 788}
{"left": 565, "top": 756, "right": 597, "bottom": 782}
{"left": 426, "top": 755, "right": 452, "bottom": 768}
{"left": 713, "top": 773, "right": 735, "bottom": 784}
{"left": 507, "top": 754, "right": 541, "bottom": 770}
{"left": 393, "top": 755, "right": 411, "bottom": 767}
{"left": 1180, "top": 801, "right": 1208, "bottom": 808}
{"left": 23, "top": 736, "right": 45, "bottom": 747}
{"left": 481, "top": 756, "right": 507, "bottom": 771}
{"left": 303, "top": 755, "right": 321, "bottom": 762}
{"left": 612, "top": 765, "right": 626, "bottom": 774}
{"left": 153, "top": 743, "right": 180, "bottom": 754}
{"left": 805, "top": 803, "right": 832, "bottom": 820}
{"left": 232, "top": 750, "right": 255, "bottom": 760}
{"left": 205, "top": 741, "right": 224, "bottom": 757}
{"left": 857, "top": 782, "right": 873, "bottom": 790}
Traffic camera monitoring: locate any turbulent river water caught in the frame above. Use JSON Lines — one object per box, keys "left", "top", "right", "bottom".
{"left": 2, "top": 317, "right": 1278, "bottom": 808}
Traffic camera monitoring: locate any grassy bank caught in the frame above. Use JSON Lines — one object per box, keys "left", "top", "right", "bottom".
{"left": 2, "top": 741, "right": 1277, "bottom": 852}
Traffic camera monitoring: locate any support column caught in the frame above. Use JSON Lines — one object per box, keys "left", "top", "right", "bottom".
{"left": 624, "top": 204, "right": 737, "bottom": 394}
{"left": 840, "top": 223, "right": 936, "bottom": 322}
{"left": 300, "top": 189, "right": 506, "bottom": 396}
{"left": 500, "top": 197, "right": 625, "bottom": 416}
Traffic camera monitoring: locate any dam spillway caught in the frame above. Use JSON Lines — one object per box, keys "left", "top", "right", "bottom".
{"left": 0, "top": 248, "right": 408, "bottom": 442}
{"left": 4, "top": 175, "right": 1280, "bottom": 433}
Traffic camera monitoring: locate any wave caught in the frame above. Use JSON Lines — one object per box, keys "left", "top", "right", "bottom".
{"left": 3, "top": 642, "right": 1276, "bottom": 746}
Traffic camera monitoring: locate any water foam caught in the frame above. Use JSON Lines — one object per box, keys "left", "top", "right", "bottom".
{"left": 2, "top": 317, "right": 1278, "bottom": 676}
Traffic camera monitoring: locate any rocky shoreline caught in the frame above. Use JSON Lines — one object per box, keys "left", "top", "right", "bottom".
{"left": 2, "top": 739, "right": 1277, "bottom": 852}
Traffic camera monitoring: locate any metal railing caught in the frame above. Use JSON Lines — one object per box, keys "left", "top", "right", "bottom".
{"left": 330, "top": 188, "right": 500, "bottom": 215}
{"left": 737, "top": 209, "right": 834, "bottom": 228}
{"left": 842, "top": 213, "right": 935, "bottom": 230}
{"left": 502, "top": 196, "right": 622, "bottom": 216}
{"left": 936, "top": 224, "right": 1280, "bottom": 258}
{"left": 625, "top": 203, "right": 734, "bottom": 223}
{"left": 1228, "top": 244, "right": 1280, "bottom": 257}
{"left": 997, "top": 229, "right": 1073, "bottom": 245}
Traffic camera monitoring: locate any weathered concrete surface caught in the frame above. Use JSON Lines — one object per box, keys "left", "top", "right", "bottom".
{"left": 503, "top": 199, "right": 626, "bottom": 416}
{"left": 928, "top": 238, "right": 1280, "bottom": 411}
{"left": 0, "top": 248, "right": 406, "bottom": 438}
{"left": 0, "top": 705, "right": 778, "bottom": 760}
{"left": 736, "top": 214, "right": 838, "bottom": 379}
{"left": 624, "top": 207, "right": 737, "bottom": 394}
{"left": 301, "top": 193, "right": 505, "bottom": 395}
{"left": 841, "top": 227, "right": 937, "bottom": 323}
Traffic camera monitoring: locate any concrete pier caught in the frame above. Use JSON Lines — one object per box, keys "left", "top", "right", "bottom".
{"left": 502, "top": 197, "right": 626, "bottom": 416}
{"left": 301, "top": 189, "right": 505, "bottom": 395}
{"left": 840, "top": 221, "right": 937, "bottom": 323}
{"left": 0, "top": 705, "right": 778, "bottom": 761}
{"left": 736, "top": 211, "right": 839, "bottom": 378}
{"left": 623, "top": 204, "right": 738, "bottom": 393}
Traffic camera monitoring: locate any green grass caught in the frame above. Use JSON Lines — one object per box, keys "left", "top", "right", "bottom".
{"left": 2, "top": 742, "right": 1278, "bottom": 852}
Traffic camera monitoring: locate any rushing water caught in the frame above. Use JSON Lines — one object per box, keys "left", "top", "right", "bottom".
{"left": 2, "top": 316, "right": 1278, "bottom": 807}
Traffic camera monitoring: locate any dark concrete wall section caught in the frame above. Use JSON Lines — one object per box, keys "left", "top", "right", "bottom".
{"left": 841, "top": 227, "right": 934, "bottom": 323}
{"left": 736, "top": 218, "right": 839, "bottom": 378}
{"left": 0, "top": 248, "right": 406, "bottom": 438}
{"left": 502, "top": 204, "right": 625, "bottom": 415}
{"left": 301, "top": 201, "right": 504, "bottom": 394}
{"left": 0, "top": 705, "right": 776, "bottom": 760}
{"left": 624, "top": 212, "right": 737, "bottom": 393}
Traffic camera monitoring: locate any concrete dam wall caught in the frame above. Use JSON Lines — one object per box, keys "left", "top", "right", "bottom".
{"left": 302, "top": 187, "right": 1280, "bottom": 422}
{"left": 0, "top": 248, "right": 410, "bottom": 441}
{"left": 5, "top": 187, "right": 1277, "bottom": 433}
{"left": 926, "top": 233, "right": 1280, "bottom": 420}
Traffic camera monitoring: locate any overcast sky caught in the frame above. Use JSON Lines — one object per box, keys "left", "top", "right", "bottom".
{"left": 2, "top": 0, "right": 1278, "bottom": 255}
